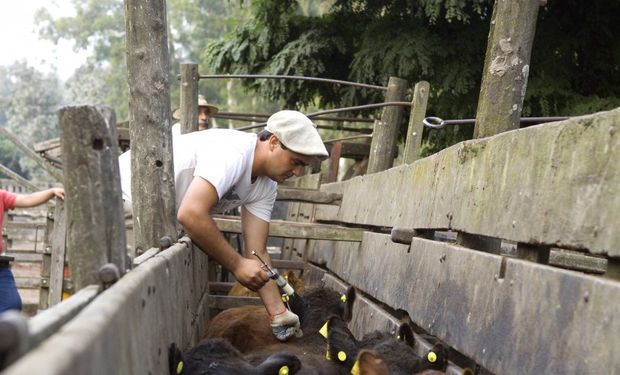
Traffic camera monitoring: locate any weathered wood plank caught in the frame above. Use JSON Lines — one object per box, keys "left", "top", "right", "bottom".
{"left": 403, "top": 81, "right": 430, "bottom": 163}
{"left": 0, "top": 164, "right": 40, "bottom": 192}
{"left": 313, "top": 181, "right": 345, "bottom": 223}
{"left": 474, "top": 0, "right": 541, "bottom": 138}
{"left": 367, "top": 76, "right": 408, "bottom": 174}
{"left": 3, "top": 222, "right": 47, "bottom": 230}
{"left": 325, "top": 142, "right": 370, "bottom": 160}
{"left": 48, "top": 201, "right": 66, "bottom": 306}
{"left": 125, "top": 0, "right": 177, "bottom": 253}
{"left": 179, "top": 63, "right": 199, "bottom": 134}
{"left": 328, "top": 232, "right": 620, "bottom": 375}
{"left": 207, "top": 295, "right": 262, "bottom": 309}
{"left": 292, "top": 174, "right": 321, "bottom": 260}
{"left": 3, "top": 241, "right": 207, "bottom": 375}
{"left": 213, "top": 216, "right": 363, "bottom": 242}
{"left": 276, "top": 186, "right": 342, "bottom": 204}
{"left": 59, "top": 106, "right": 126, "bottom": 290}
{"left": 28, "top": 286, "right": 99, "bottom": 350}
{"left": 3, "top": 253, "right": 42, "bottom": 262}
{"left": 549, "top": 248, "right": 608, "bottom": 274}
{"left": 0, "top": 127, "right": 63, "bottom": 182}
{"left": 337, "top": 109, "right": 620, "bottom": 256}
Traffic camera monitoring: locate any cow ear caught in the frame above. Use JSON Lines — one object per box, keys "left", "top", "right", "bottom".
{"left": 396, "top": 322, "right": 415, "bottom": 347}
{"left": 257, "top": 352, "right": 302, "bottom": 375}
{"left": 354, "top": 349, "right": 389, "bottom": 375}
{"left": 341, "top": 286, "right": 356, "bottom": 322}
{"left": 326, "top": 316, "right": 359, "bottom": 370}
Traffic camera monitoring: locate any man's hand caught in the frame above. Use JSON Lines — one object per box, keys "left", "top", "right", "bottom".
{"left": 232, "top": 258, "right": 270, "bottom": 292}
{"left": 270, "top": 309, "right": 302, "bottom": 341}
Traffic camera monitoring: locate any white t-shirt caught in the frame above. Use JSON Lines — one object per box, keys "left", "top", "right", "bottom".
{"left": 119, "top": 129, "right": 277, "bottom": 222}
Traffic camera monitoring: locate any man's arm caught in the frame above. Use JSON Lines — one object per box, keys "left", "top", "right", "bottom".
{"left": 177, "top": 177, "right": 269, "bottom": 291}
{"left": 241, "top": 206, "right": 288, "bottom": 316}
{"left": 14, "top": 188, "right": 64, "bottom": 208}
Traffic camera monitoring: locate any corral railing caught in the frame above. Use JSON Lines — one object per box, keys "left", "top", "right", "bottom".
{"left": 2, "top": 108, "right": 618, "bottom": 375}
{"left": 293, "top": 108, "right": 620, "bottom": 374}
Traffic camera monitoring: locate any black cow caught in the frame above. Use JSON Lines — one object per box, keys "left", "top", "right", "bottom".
{"left": 324, "top": 316, "right": 449, "bottom": 374}
{"left": 169, "top": 338, "right": 302, "bottom": 375}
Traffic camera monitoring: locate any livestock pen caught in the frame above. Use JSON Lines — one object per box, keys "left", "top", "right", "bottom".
{"left": 1, "top": 104, "right": 618, "bottom": 374}
{"left": 1, "top": 1, "right": 619, "bottom": 374}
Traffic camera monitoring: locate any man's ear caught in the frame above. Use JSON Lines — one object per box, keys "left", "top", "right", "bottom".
{"left": 268, "top": 135, "right": 280, "bottom": 151}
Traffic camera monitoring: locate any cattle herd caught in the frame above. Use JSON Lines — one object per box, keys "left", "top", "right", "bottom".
{"left": 168, "top": 281, "right": 454, "bottom": 375}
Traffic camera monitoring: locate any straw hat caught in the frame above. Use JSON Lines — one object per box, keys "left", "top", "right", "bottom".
{"left": 172, "top": 95, "right": 219, "bottom": 120}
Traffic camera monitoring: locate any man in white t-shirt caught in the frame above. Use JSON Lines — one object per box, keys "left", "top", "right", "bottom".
{"left": 119, "top": 110, "right": 328, "bottom": 341}
{"left": 171, "top": 94, "right": 219, "bottom": 137}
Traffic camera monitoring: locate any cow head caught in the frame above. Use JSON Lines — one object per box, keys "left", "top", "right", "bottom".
{"left": 324, "top": 316, "right": 449, "bottom": 375}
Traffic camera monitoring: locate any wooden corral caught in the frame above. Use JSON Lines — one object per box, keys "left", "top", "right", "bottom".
{"left": 1, "top": 1, "right": 618, "bottom": 373}
{"left": 2, "top": 108, "right": 618, "bottom": 374}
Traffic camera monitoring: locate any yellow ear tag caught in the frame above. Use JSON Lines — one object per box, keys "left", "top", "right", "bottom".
{"left": 319, "top": 321, "right": 329, "bottom": 338}
{"left": 176, "top": 361, "right": 184, "bottom": 374}
{"left": 427, "top": 351, "right": 437, "bottom": 363}
{"left": 279, "top": 365, "right": 289, "bottom": 375}
{"left": 351, "top": 360, "right": 360, "bottom": 375}
{"left": 338, "top": 351, "right": 347, "bottom": 362}
{"left": 341, "top": 294, "right": 347, "bottom": 303}
{"left": 281, "top": 294, "right": 290, "bottom": 303}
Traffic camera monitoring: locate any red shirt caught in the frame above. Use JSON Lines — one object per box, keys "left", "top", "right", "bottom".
{"left": 1, "top": 190, "right": 17, "bottom": 252}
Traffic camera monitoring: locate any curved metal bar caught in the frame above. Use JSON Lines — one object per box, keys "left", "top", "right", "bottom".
{"left": 307, "top": 102, "right": 412, "bottom": 117}
{"left": 235, "top": 101, "right": 412, "bottom": 131}
{"left": 323, "top": 134, "right": 373, "bottom": 143}
{"left": 198, "top": 74, "right": 387, "bottom": 91}
{"left": 422, "top": 116, "right": 571, "bottom": 129}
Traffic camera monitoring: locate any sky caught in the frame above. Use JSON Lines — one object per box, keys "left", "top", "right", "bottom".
{"left": 0, "top": 0, "right": 88, "bottom": 81}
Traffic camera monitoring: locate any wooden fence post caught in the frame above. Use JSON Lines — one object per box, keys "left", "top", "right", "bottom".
{"left": 125, "top": 0, "right": 177, "bottom": 253}
{"left": 326, "top": 141, "right": 342, "bottom": 183}
{"left": 47, "top": 200, "right": 67, "bottom": 306}
{"left": 474, "top": 0, "right": 542, "bottom": 138}
{"left": 180, "top": 63, "right": 199, "bottom": 134}
{"left": 367, "top": 76, "right": 408, "bottom": 174}
{"left": 58, "top": 105, "right": 127, "bottom": 291}
{"left": 468, "top": 0, "right": 543, "bottom": 253}
{"left": 402, "top": 81, "right": 430, "bottom": 164}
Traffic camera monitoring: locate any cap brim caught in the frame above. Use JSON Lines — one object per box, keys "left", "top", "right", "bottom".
{"left": 172, "top": 105, "right": 219, "bottom": 120}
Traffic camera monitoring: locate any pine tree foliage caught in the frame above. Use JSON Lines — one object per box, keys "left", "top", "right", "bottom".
{"left": 206, "top": 0, "right": 620, "bottom": 153}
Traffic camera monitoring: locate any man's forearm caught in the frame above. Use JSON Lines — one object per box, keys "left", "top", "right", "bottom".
{"left": 183, "top": 215, "right": 243, "bottom": 272}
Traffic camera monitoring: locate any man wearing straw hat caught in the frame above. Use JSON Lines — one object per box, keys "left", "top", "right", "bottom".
{"left": 171, "top": 94, "right": 219, "bottom": 137}
{"left": 119, "top": 110, "right": 328, "bottom": 341}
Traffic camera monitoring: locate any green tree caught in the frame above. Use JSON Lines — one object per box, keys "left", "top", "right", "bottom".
{"left": 0, "top": 62, "right": 63, "bottom": 181}
{"left": 35, "top": 0, "right": 255, "bottom": 120}
{"left": 206, "top": 0, "right": 620, "bottom": 154}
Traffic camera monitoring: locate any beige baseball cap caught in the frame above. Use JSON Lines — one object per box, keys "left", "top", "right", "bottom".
{"left": 172, "top": 95, "right": 219, "bottom": 120}
{"left": 265, "top": 110, "right": 329, "bottom": 158}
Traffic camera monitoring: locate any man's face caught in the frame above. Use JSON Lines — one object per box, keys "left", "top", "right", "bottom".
{"left": 198, "top": 107, "right": 211, "bottom": 130}
{"left": 266, "top": 137, "right": 314, "bottom": 183}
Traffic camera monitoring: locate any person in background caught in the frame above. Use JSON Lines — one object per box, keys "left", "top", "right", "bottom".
{"left": 0, "top": 187, "right": 65, "bottom": 313}
{"left": 119, "top": 110, "right": 328, "bottom": 341}
{"left": 171, "top": 94, "right": 219, "bottom": 137}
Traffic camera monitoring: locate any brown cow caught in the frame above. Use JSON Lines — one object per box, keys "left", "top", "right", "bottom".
{"left": 205, "top": 286, "right": 451, "bottom": 374}
{"left": 206, "top": 286, "right": 354, "bottom": 373}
